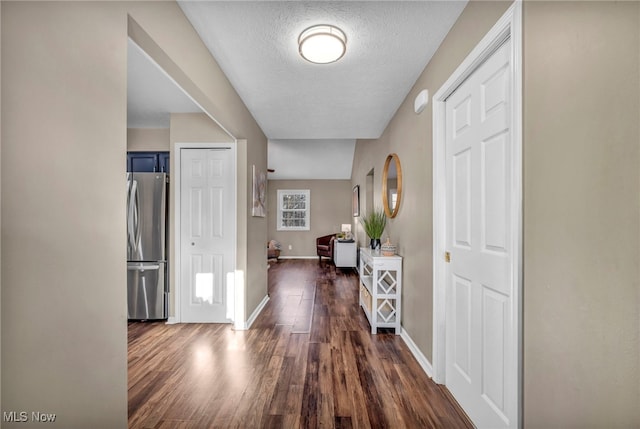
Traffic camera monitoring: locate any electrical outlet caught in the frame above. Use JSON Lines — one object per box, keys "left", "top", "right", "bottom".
{"left": 288, "top": 245, "right": 292, "bottom": 250}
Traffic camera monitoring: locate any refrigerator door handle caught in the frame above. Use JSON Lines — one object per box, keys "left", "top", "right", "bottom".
{"left": 127, "top": 180, "right": 138, "bottom": 252}
{"left": 127, "top": 178, "right": 135, "bottom": 251}
{"left": 131, "top": 180, "right": 141, "bottom": 253}
{"left": 127, "top": 264, "right": 160, "bottom": 271}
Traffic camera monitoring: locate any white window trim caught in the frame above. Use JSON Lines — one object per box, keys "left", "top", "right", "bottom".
{"left": 277, "top": 189, "right": 310, "bottom": 231}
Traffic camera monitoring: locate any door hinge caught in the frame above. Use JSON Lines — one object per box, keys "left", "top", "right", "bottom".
{"left": 445, "top": 251, "right": 451, "bottom": 263}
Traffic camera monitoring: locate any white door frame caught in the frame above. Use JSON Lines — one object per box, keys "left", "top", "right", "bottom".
{"left": 173, "top": 142, "right": 238, "bottom": 324}
{"left": 432, "top": 0, "right": 522, "bottom": 424}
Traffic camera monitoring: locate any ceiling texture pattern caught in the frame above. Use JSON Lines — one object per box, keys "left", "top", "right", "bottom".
{"left": 177, "top": 0, "right": 467, "bottom": 140}
{"left": 128, "top": 1, "right": 468, "bottom": 179}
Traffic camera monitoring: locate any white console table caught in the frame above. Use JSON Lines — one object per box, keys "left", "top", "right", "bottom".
{"left": 358, "top": 247, "right": 402, "bottom": 334}
{"left": 334, "top": 240, "right": 357, "bottom": 268}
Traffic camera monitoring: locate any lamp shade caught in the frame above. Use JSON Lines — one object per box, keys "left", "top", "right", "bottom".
{"left": 298, "top": 25, "right": 346, "bottom": 64}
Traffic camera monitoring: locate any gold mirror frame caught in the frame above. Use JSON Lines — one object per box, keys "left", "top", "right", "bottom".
{"left": 382, "top": 153, "right": 402, "bottom": 218}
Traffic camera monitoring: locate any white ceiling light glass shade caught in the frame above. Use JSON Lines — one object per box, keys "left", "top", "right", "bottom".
{"left": 298, "top": 25, "right": 347, "bottom": 64}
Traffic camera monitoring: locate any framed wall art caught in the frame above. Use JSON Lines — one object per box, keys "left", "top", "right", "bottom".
{"left": 252, "top": 165, "right": 266, "bottom": 217}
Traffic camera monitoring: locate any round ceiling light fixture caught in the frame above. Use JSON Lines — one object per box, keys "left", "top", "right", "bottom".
{"left": 298, "top": 24, "right": 347, "bottom": 64}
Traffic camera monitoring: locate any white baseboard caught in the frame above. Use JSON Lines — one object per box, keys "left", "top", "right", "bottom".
{"left": 401, "top": 328, "right": 434, "bottom": 378}
{"left": 166, "top": 317, "right": 178, "bottom": 325}
{"left": 235, "top": 295, "right": 270, "bottom": 330}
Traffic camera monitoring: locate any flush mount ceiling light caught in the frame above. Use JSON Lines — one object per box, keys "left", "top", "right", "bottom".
{"left": 298, "top": 24, "right": 347, "bottom": 64}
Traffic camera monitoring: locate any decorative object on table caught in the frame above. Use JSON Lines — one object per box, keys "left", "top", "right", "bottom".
{"left": 352, "top": 185, "right": 360, "bottom": 217}
{"left": 337, "top": 232, "right": 353, "bottom": 241}
{"left": 340, "top": 224, "right": 353, "bottom": 241}
{"left": 267, "top": 240, "right": 281, "bottom": 261}
{"left": 381, "top": 237, "right": 397, "bottom": 256}
{"left": 360, "top": 208, "right": 386, "bottom": 249}
{"left": 252, "top": 165, "right": 267, "bottom": 217}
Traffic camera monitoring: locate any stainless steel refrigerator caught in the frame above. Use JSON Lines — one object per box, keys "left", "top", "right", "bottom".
{"left": 126, "top": 172, "right": 168, "bottom": 320}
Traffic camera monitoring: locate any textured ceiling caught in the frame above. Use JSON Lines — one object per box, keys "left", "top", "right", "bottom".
{"left": 178, "top": 0, "right": 467, "bottom": 140}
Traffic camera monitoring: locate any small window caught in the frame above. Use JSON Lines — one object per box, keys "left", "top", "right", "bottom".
{"left": 277, "top": 189, "right": 310, "bottom": 231}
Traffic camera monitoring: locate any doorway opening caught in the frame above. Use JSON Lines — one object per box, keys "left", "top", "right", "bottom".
{"left": 365, "top": 168, "right": 374, "bottom": 215}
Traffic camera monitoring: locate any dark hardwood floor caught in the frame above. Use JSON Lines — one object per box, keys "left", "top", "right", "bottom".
{"left": 128, "top": 259, "right": 473, "bottom": 428}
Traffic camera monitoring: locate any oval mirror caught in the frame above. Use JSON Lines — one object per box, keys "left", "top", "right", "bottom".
{"left": 382, "top": 153, "right": 402, "bottom": 218}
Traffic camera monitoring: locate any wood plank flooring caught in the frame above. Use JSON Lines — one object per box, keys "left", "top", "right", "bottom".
{"left": 128, "top": 259, "right": 473, "bottom": 428}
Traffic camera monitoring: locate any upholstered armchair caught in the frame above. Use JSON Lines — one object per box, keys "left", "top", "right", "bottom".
{"left": 316, "top": 234, "right": 336, "bottom": 262}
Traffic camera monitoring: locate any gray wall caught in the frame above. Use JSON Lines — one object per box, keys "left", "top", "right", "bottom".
{"left": 352, "top": 0, "right": 640, "bottom": 427}
{"left": 127, "top": 128, "right": 170, "bottom": 152}
{"left": 268, "top": 180, "right": 352, "bottom": 257}
{"left": 169, "top": 113, "right": 231, "bottom": 143}
{"left": 2, "top": 2, "right": 128, "bottom": 427}
{"left": 1, "top": 2, "right": 267, "bottom": 427}
{"left": 523, "top": 1, "right": 639, "bottom": 427}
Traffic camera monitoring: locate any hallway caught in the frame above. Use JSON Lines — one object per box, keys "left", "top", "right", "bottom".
{"left": 128, "top": 260, "right": 472, "bottom": 428}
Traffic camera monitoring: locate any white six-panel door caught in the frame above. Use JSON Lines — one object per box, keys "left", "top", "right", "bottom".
{"left": 180, "top": 147, "right": 235, "bottom": 323}
{"left": 445, "top": 39, "right": 515, "bottom": 428}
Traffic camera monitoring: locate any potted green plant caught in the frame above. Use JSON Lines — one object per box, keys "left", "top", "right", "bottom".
{"left": 361, "top": 208, "right": 387, "bottom": 249}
